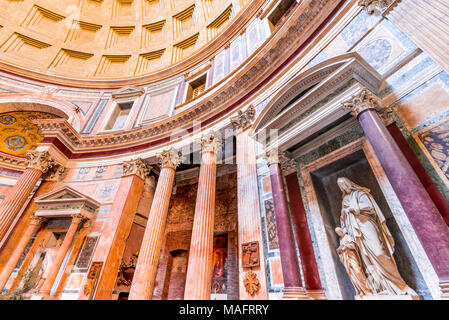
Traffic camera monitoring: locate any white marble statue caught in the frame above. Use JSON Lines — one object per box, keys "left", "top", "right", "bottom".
{"left": 335, "top": 177, "right": 417, "bottom": 297}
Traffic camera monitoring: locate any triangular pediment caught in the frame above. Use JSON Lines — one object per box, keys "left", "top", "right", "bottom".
{"left": 35, "top": 186, "right": 100, "bottom": 210}
{"left": 112, "top": 86, "right": 145, "bottom": 100}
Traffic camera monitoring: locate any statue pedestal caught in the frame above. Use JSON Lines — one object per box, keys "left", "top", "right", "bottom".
{"left": 282, "top": 287, "right": 313, "bottom": 300}
{"left": 356, "top": 295, "right": 420, "bottom": 300}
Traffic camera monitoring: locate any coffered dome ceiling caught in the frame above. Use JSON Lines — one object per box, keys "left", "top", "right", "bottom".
{"left": 0, "top": 0, "right": 250, "bottom": 79}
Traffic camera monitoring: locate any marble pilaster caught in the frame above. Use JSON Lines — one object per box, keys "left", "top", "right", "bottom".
{"left": 129, "top": 148, "right": 184, "bottom": 300}
{"left": 184, "top": 131, "right": 220, "bottom": 300}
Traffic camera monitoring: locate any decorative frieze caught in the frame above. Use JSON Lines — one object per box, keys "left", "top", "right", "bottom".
{"left": 358, "top": 0, "right": 394, "bottom": 15}
{"left": 198, "top": 131, "right": 221, "bottom": 154}
{"left": 230, "top": 105, "right": 256, "bottom": 132}
{"left": 341, "top": 89, "right": 381, "bottom": 118}
{"left": 157, "top": 148, "right": 185, "bottom": 169}
{"left": 26, "top": 150, "right": 55, "bottom": 173}
{"left": 123, "top": 158, "right": 152, "bottom": 180}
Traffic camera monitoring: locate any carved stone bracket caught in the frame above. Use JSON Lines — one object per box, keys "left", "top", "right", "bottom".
{"left": 29, "top": 214, "right": 48, "bottom": 226}
{"left": 341, "top": 89, "right": 382, "bottom": 118}
{"left": 198, "top": 131, "right": 221, "bottom": 154}
{"left": 123, "top": 158, "right": 152, "bottom": 180}
{"left": 26, "top": 151, "right": 56, "bottom": 173}
{"left": 44, "top": 163, "right": 66, "bottom": 182}
{"left": 358, "top": 0, "right": 395, "bottom": 15}
{"left": 157, "top": 148, "right": 185, "bottom": 170}
{"left": 243, "top": 270, "right": 261, "bottom": 297}
{"left": 230, "top": 105, "right": 256, "bottom": 133}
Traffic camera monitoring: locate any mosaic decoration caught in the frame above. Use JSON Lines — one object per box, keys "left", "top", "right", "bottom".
{"left": 264, "top": 199, "right": 279, "bottom": 250}
{"left": 0, "top": 112, "right": 58, "bottom": 157}
{"left": 75, "top": 236, "right": 98, "bottom": 269}
{"left": 418, "top": 118, "right": 449, "bottom": 184}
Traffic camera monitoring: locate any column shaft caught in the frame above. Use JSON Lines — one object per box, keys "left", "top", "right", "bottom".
{"left": 40, "top": 216, "right": 82, "bottom": 296}
{"left": 285, "top": 173, "right": 323, "bottom": 295}
{"left": 0, "top": 217, "right": 43, "bottom": 291}
{"left": 268, "top": 163, "right": 303, "bottom": 289}
{"left": 236, "top": 130, "right": 268, "bottom": 299}
{"left": 129, "top": 167, "right": 176, "bottom": 300}
{"left": 359, "top": 109, "right": 449, "bottom": 284}
{"left": 184, "top": 151, "right": 217, "bottom": 300}
{"left": 0, "top": 168, "right": 42, "bottom": 242}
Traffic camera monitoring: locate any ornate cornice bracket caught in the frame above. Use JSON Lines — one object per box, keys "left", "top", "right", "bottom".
{"left": 280, "top": 157, "right": 298, "bottom": 176}
{"left": 262, "top": 149, "right": 287, "bottom": 166}
{"left": 123, "top": 158, "right": 152, "bottom": 180}
{"left": 44, "top": 163, "right": 66, "bottom": 182}
{"left": 231, "top": 105, "right": 256, "bottom": 133}
{"left": 341, "top": 89, "right": 381, "bottom": 118}
{"left": 157, "top": 148, "right": 185, "bottom": 170}
{"left": 26, "top": 150, "right": 56, "bottom": 173}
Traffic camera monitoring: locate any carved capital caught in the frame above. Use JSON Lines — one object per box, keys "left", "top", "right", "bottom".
{"left": 157, "top": 148, "right": 185, "bottom": 170}
{"left": 358, "top": 0, "right": 394, "bottom": 15}
{"left": 26, "top": 151, "right": 55, "bottom": 173}
{"left": 263, "top": 149, "right": 286, "bottom": 166}
{"left": 280, "top": 157, "right": 298, "bottom": 176}
{"left": 230, "top": 105, "right": 256, "bottom": 133}
{"left": 123, "top": 158, "right": 152, "bottom": 180}
{"left": 44, "top": 163, "right": 66, "bottom": 181}
{"left": 72, "top": 213, "right": 87, "bottom": 224}
{"left": 342, "top": 89, "right": 381, "bottom": 118}
{"left": 378, "top": 106, "right": 395, "bottom": 126}
{"left": 198, "top": 131, "right": 221, "bottom": 154}
{"left": 30, "top": 215, "right": 47, "bottom": 226}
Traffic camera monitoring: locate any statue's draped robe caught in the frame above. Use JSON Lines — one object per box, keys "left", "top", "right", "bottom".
{"left": 340, "top": 189, "right": 413, "bottom": 295}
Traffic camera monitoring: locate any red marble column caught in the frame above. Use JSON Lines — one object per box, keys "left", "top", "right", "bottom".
{"left": 40, "top": 214, "right": 85, "bottom": 296}
{"left": 184, "top": 131, "right": 220, "bottom": 300}
{"left": 264, "top": 150, "right": 310, "bottom": 299}
{"left": 231, "top": 105, "right": 268, "bottom": 299}
{"left": 282, "top": 159, "right": 324, "bottom": 299}
{"left": 129, "top": 148, "right": 184, "bottom": 300}
{"left": 343, "top": 89, "right": 449, "bottom": 297}
{"left": 0, "top": 215, "right": 46, "bottom": 292}
{"left": 0, "top": 151, "right": 54, "bottom": 243}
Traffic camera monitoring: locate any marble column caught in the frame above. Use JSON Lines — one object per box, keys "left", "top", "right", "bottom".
{"left": 343, "top": 89, "right": 449, "bottom": 298}
{"left": 281, "top": 158, "right": 325, "bottom": 299}
{"left": 184, "top": 131, "right": 220, "bottom": 300}
{"left": 231, "top": 105, "right": 268, "bottom": 300}
{"left": 360, "top": 0, "right": 449, "bottom": 75}
{"left": 264, "top": 150, "right": 310, "bottom": 299}
{"left": 85, "top": 158, "right": 150, "bottom": 300}
{"left": 0, "top": 215, "right": 46, "bottom": 292}
{"left": 129, "top": 148, "right": 184, "bottom": 300}
{"left": 40, "top": 214, "right": 85, "bottom": 296}
{"left": 0, "top": 151, "right": 55, "bottom": 243}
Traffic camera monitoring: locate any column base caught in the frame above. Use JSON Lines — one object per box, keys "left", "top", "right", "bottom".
{"left": 282, "top": 287, "right": 312, "bottom": 300}
{"left": 306, "top": 289, "right": 326, "bottom": 300}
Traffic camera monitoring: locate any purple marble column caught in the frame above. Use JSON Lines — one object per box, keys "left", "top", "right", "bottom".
{"left": 264, "top": 150, "right": 310, "bottom": 299}
{"left": 343, "top": 89, "right": 449, "bottom": 296}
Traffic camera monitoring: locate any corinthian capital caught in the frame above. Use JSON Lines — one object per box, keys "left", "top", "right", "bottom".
{"left": 280, "top": 157, "right": 298, "bottom": 176}
{"left": 342, "top": 89, "right": 381, "bottom": 118}
{"left": 44, "top": 163, "right": 66, "bottom": 182}
{"left": 358, "top": 0, "right": 394, "bottom": 15}
{"left": 123, "top": 158, "right": 152, "bottom": 180}
{"left": 157, "top": 148, "right": 185, "bottom": 169}
{"left": 26, "top": 151, "right": 55, "bottom": 173}
{"left": 230, "top": 105, "right": 256, "bottom": 133}
{"left": 199, "top": 131, "right": 221, "bottom": 154}
{"left": 263, "top": 149, "right": 286, "bottom": 166}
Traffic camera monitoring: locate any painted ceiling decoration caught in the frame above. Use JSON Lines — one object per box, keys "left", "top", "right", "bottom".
{"left": 0, "top": 111, "right": 58, "bottom": 157}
